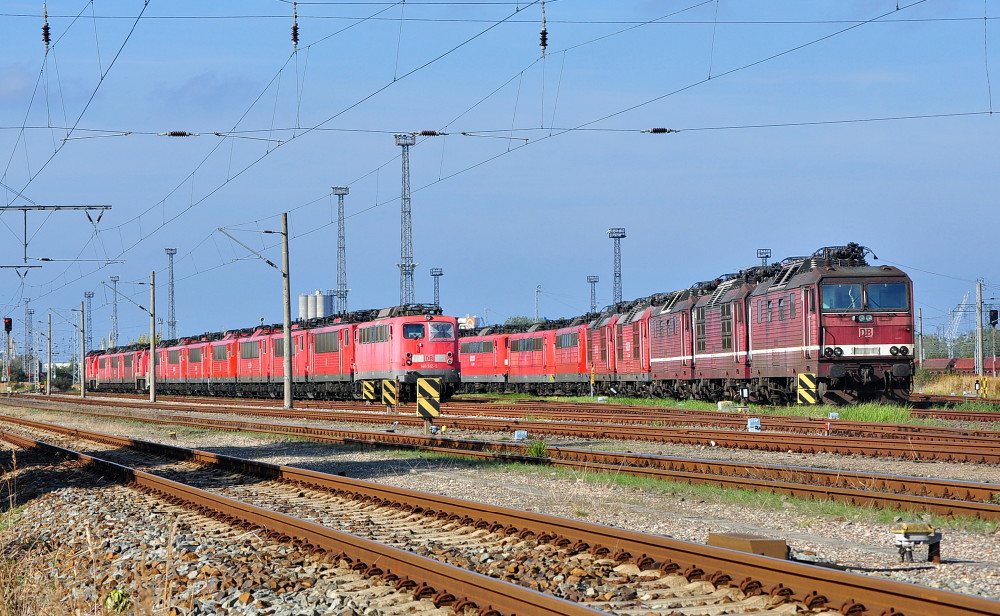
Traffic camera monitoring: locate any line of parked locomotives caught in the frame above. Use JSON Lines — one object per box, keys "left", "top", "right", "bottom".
{"left": 86, "top": 243, "right": 915, "bottom": 405}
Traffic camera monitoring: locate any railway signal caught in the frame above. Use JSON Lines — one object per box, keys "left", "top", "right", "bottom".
{"left": 3, "top": 318, "right": 10, "bottom": 332}
{"left": 990, "top": 309, "right": 998, "bottom": 327}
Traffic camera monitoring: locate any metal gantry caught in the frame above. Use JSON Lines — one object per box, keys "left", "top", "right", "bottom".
{"left": 608, "top": 228, "right": 626, "bottom": 305}
{"left": 165, "top": 248, "right": 178, "bottom": 339}
{"left": 587, "top": 275, "right": 599, "bottom": 312}
{"left": 430, "top": 268, "right": 443, "bottom": 307}
{"left": 109, "top": 275, "right": 120, "bottom": 347}
{"left": 83, "top": 291, "right": 94, "bottom": 351}
{"left": 332, "top": 186, "right": 350, "bottom": 313}
{"left": 395, "top": 134, "right": 417, "bottom": 305}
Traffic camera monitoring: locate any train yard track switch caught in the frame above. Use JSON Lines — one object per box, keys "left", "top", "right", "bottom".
{"left": 891, "top": 521, "right": 941, "bottom": 564}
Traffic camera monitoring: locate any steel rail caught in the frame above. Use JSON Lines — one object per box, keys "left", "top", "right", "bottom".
{"left": 0, "top": 427, "right": 604, "bottom": 616}
{"left": 3, "top": 420, "right": 1000, "bottom": 616}
{"left": 4, "top": 410, "right": 1000, "bottom": 523}
{"left": 16, "top": 395, "right": 1000, "bottom": 464}
{"left": 47, "top": 392, "right": 1000, "bottom": 440}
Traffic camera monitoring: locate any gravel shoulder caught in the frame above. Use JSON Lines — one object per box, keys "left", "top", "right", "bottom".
{"left": 2, "top": 400, "right": 999, "bottom": 603}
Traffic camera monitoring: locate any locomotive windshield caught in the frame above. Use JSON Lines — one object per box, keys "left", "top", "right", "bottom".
{"left": 429, "top": 322, "right": 455, "bottom": 340}
{"left": 404, "top": 324, "right": 426, "bottom": 339}
{"left": 821, "top": 282, "right": 909, "bottom": 311}
{"left": 867, "top": 283, "right": 908, "bottom": 310}
{"left": 821, "top": 284, "right": 862, "bottom": 310}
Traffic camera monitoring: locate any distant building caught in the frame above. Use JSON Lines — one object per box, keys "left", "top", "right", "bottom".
{"left": 298, "top": 291, "right": 335, "bottom": 320}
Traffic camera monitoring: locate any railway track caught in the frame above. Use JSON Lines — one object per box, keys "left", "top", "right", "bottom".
{"left": 6, "top": 401, "right": 1000, "bottom": 521}
{"left": 3, "top": 415, "right": 999, "bottom": 616}
{"left": 30, "top": 394, "right": 1000, "bottom": 464}
{"left": 51, "top": 391, "right": 1000, "bottom": 440}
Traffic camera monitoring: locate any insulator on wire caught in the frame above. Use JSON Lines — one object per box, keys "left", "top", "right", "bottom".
{"left": 539, "top": 1, "right": 548, "bottom": 55}
{"left": 42, "top": 4, "right": 51, "bottom": 50}
{"left": 418, "top": 130, "right": 442, "bottom": 136}
{"left": 643, "top": 127, "right": 679, "bottom": 134}
{"left": 291, "top": 2, "right": 299, "bottom": 48}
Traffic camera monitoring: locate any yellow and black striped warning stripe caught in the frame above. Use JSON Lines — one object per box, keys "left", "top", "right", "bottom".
{"left": 416, "top": 377, "right": 442, "bottom": 418}
{"left": 797, "top": 372, "right": 818, "bottom": 405}
{"left": 362, "top": 380, "right": 376, "bottom": 401}
{"left": 381, "top": 379, "right": 397, "bottom": 407}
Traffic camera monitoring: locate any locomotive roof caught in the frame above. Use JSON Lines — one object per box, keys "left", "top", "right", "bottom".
{"left": 456, "top": 242, "right": 895, "bottom": 333}
{"left": 87, "top": 304, "right": 444, "bottom": 355}
{"left": 462, "top": 313, "right": 597, "bottom": 337}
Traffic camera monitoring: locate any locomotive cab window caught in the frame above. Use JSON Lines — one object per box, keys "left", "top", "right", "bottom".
{"left": 429, "top": 322, "right": 455, "bottom": 340}
{"left": 821, "top": 283, "right": 862, "bottom": 310}
{"left": 403, "top": 324, "right": 425, "bottom": 339}
{"left": 867, "top": 283, "right": 908, "bottom": 310}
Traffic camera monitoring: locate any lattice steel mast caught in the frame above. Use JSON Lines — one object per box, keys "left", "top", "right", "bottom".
{"left": 587, "top": 275, "right": 599, "bottom": 312}
{"left": 23, "top": 299, "right": 32, "bottom": 380}
{"left": 332, "top": 186, "right": 350, "bottom": 313}
{"left": 165, "top": 248, "right": 177, "bottom": 339}
{"left": 608, "top": 228, "right": 626, "bottom": 305}
{"left": 83, "top": 291, "right": 94, "bottom": 351}
{"left": 109, "top": 276, "right": 120, "bottom": 347}
{"left": 395, "top": 134, "right": 417, "bottom": 305}
{"left": 430, "top": 268, "right": 443, "bottom": 307}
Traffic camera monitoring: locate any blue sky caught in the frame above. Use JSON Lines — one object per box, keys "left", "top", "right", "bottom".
{"left": 0, "top": 1, "right": 997, "bottom": 359}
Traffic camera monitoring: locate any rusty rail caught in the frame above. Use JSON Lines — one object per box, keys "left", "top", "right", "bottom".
{"left": 4, "top": 409, "right": 1000, "bottom": 523}
{"left": 3, "top": 418, "right": 1000, "bottom": 616}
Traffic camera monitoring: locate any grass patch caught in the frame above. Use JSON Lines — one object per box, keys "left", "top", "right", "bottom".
{"left": 499, "top": 461, "right": 999, "bottom": 533}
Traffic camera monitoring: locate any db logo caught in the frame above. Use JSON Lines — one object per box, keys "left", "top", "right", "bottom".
{"left": 858, "top": 327, "right": 874, "bottom": 338}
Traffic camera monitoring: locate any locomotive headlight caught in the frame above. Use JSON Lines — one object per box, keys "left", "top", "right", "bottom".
{"left": 447, "top": 358, "right": 453, "bottom": 365}
{"left": 899, "top": 346, "right": 909, "bottom": 356}
{"left": 834, "top": 347, "right": 844, "bottom": 356}
{"left": 406, "top": 352, "right": 412, "bottom": 358}
{"left": 406, "top": 359, "right": 412, "bottom": 365}
{"left": 447, "top": 352, "right": 453, "bottom": 358}
{"left": 890, "top": 346, "right": 899, "bottom": 356}
{"left": 855, "top": 314, "right": 874, "bottom": 323}
{"left": 824, "top": 347, "right": 834, "bottom": 357}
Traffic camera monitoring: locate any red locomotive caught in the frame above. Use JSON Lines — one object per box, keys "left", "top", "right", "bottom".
{"left": 86, "top": 305, "right": 460, "bottom": 400}
{"left": 459, "top": 244, "right": 914, "bottom": 403}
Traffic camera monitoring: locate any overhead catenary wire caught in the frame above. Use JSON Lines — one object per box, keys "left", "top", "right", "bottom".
{"left": 23, "top": 0, "right": 976, "bottom": 309}
{"left": 10, "top": 1, "right": 987, "bottom": 329}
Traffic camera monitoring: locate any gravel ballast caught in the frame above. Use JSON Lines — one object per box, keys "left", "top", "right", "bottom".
{"left": 2, "top": 401, "right": 999, "bottom": 608}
